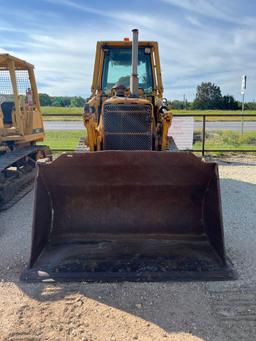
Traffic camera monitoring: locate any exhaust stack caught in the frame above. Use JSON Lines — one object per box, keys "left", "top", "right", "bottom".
{"left": 130, "top": 29, "right": 139, "bottom": 97}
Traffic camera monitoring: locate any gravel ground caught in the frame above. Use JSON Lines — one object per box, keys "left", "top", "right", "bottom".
{"left": 0, "top": 161, "right": 256, "bottom": 341}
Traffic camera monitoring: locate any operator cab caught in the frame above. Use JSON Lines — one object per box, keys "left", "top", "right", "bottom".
{"left": 1, "top": 101, "right": 14, "bottom": 125}
{"left": 90, "top": 40, "right": 163, "bottom": 98}
{"left": 102, "top": 47, "right": 153, "bottom": 95}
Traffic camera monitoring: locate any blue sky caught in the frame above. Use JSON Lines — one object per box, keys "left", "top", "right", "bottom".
{"left": 0, "top": 0, "right": 255, "bottom": 101}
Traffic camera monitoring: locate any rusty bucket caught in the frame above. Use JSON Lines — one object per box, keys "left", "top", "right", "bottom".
{"left": 21, "top": 151, "right": 235, "bottom": 281}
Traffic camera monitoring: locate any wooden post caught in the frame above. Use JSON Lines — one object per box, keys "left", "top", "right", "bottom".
{"left": 28, "top": 66, "right": 44, "bottom": 133}
{"left": 28, "top": 67, "right": 40, "bottom": 111}
{"left": 9, "top": 60, "right": 24, "bottom": 135}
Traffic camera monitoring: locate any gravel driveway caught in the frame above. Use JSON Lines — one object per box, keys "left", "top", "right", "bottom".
{"left": 0, "top": 160, "right": 256, "bottom": 341}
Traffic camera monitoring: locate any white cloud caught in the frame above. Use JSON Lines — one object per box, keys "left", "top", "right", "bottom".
{"left": 186, "top": 16, "right": 201, "bottom": 27}
{"left": 45, "top": 0, "right": 156, "bottom": 28}
{"left": 0, "top": 0, "right": 255, "bottom": 101}
{"left": 161, "top": 0, "right": 254, "bottom": 25}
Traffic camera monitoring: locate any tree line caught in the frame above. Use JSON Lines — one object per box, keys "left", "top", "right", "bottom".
{"left": 40, "top": 82, "right": 255, "bottom": 110}
{"left": 39, "top": 93, "right": 85, "bottom": 107}
{"left": 170, "top": 82, "right": 255, "bottom": 110}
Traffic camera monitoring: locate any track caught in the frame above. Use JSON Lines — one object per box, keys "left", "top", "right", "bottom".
{"left": 0, "top": 169, "right": 36, "bottom": 210}
{"left": 0, "top": 145, "right": 49, "bottom": 210}
{"left": 75, "top": 137, "right": 90, "bottom": 153}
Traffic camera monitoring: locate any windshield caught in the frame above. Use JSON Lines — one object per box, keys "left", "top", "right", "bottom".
{"left": 102, "top": 47, "right": 153, "bottom": 94}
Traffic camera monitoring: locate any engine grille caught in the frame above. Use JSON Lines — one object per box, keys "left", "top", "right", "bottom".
{"left": 103, "top": 104, "right": 152, "bottom": 150}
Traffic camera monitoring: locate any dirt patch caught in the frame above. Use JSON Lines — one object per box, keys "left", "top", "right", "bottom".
{"left": 0, "top": 282, "right": 212, "bottom": 341}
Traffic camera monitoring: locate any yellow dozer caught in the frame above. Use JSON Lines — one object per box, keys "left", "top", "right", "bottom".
{"left": 0, "top": 54, "right": 50, "bottom": 209}
{"left": 23, "top": 30, "right": 234, "bottom": 282}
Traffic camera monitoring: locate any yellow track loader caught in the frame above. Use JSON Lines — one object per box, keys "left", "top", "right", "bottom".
{"left": 0, "top": 54, "right": 50, "bottom": 209}
{"left": 23, "top": 30, "right": 234, "bottom": 282}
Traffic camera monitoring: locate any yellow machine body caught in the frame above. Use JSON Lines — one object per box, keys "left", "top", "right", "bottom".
{"left": 0, "top": 54, "right": 49, "bottom": 209}
{"left": 83, "top": 40, "right": 172, "bottom": 152}
{"left": 0, "top": 54, "right": 44, "bottom": 145}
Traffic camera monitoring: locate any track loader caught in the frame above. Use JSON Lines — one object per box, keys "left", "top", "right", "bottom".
{"left": 0, "top": 54, "right": 50, "bottom": 209}
{"left": 23, "top": 30, "right": 234, "bottom": 281}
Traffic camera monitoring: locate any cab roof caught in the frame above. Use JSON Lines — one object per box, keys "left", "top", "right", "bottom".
{"left": 97, "top": 41, "right": 158, "bottom": 48}
{"left": 0, "top": 54, "right": 34, "bottom": 69}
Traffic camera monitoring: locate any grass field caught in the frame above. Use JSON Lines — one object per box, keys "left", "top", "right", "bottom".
{"left": 39, "top": 130, "right": 85, "bottom": 150}
{"left": 42, "top": 106, "right": 83, "bottom": 115}
{"left": 42, "top": 106, "right": 82, "bottom": 121}
{"left": 38, "top": 129, "right": 256, "bottom": 154}
{"left": 41, "top": 106, "right": 256, "bottom": 121}
{"left": 194, "top": 130, "right": 256, "bottom": 154}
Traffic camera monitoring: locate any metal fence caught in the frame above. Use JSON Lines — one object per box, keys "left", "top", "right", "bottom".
{"left": 43, "top": 113, "right": 256, "bottom": 156}
{"left": 172, "top": 113, "right": 256, "bottom": 156}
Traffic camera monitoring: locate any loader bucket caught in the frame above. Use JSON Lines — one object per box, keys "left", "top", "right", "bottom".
{"left": 22, "top": 151, "right": 234, "bottom": 282}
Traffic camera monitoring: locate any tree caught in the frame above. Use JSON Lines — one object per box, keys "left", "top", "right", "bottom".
{"left": 51, "top": 97, "right": 65, "bottom": 107}
{"left": 61, "top": 97, "right": 71, "bottom": 107}
{"left": 71, "top": 96, "right": 85, "bottom": 107}
{"left": 170, "top": 100, "right": 184, "bottom": 110}
{"left": 39, "top": 93, "right": 51, "bottom": 106}
{"left": 193, "top": 82, "right": 223, "bottom": 110}
{"left": 221, "top": 95, "right": 239, "bottom": 110}
{"left": 169, "top": 100, "right": 192, "bottom": 110}
{"left": 244, "top": 102, "right": 256, "bottom": 110}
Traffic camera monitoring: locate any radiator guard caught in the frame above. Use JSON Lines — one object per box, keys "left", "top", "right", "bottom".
{"left": 103, "top": 104, "right": 152, "bottom": 150}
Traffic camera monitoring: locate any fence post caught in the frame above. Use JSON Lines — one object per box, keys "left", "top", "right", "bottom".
{"left": 202, "top": 115, "right": 206, "bottom": 157}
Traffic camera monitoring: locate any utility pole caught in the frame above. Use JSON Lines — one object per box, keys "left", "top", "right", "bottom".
{"left": 241, "top": 75, "right": 247, "bottom": 135}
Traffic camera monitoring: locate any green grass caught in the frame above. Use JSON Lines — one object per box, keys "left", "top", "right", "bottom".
{"left": 194, "top": 130, "right": 256, "bottom": 154}
{"left": 38, "top": 129, "right": 256, "bottom": 155}
{"left": 42, "top": 106, "right": 82, "bottom": 114}
{"left": 38, "top": 130, "right": 85, "bottom": 150}
{"left": 41, "top": 107, "right": 256, "bottom": 121}
{"left": 42, "top": 106, "right": 82, "bottom": 121}
{"left": 43, "top": 115, "right": 82, "bottom": 121}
